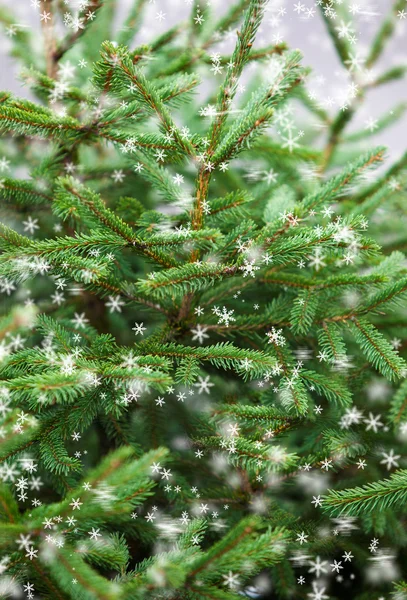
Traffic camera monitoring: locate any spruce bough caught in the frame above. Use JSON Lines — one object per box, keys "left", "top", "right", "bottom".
{"left": 0, "top": 1, "right": 406, "bottom": 598}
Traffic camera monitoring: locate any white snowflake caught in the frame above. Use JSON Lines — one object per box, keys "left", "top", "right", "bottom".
{"left": 307, "top": 582, "right": 329, "bottom": 600}
{"left": 308, "top": 556, "right": 328, "bottom": 577}
{"left": 132, "top": 322, "right": 146, "bottom": 335}
{"left": 194, "top": 376, "right": 214, "bottom": 394}
{"left": 105, "top": 295, "right": 125, "bottom": 313}
{"left": 191, "top": 324, "right": 209, "bottom": 344}
{"left": 380, "top": 449, "right": 400, "bottom": 471}
{"left": 239, "top": 259, "right": 260, "bottom": 278}
{"left": 212, "top": 306, "right": 236, "bottom": 327}
{"left": 266, "top": 327, "right": 286, "bottom": 346}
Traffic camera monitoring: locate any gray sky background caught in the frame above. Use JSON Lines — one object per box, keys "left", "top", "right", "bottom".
{"left": 0, "top": 0, "right": 406, "bottom": 161}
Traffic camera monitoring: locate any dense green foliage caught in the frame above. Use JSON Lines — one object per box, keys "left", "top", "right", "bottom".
{"left": 0, "top": 1, "right": 407, "bottom": 599}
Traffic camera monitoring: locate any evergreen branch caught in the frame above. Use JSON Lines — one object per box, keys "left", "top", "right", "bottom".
{"left": 139, "top": 229, "right": 221, "bottom": 249}
{"left": 39, "top": 426, "right": 82, "bottom": 475}
{"left": 80, "top": 533, "right": 130, "bottom": 572}
{"left": 252, "top": 138, "right": 323, "bottom": 162}
{"left": 353, "top": 150, "right": 407, "bottom": 202}
{"left": 301, "top": 147, "right": 386, "bottom": 212}
{"left": 0, "top": 425, "right": 39, "bottom": 467}
{"left": 370, "top": 65, "right": 407, "bottom": 88}
{"left": 352, "top": 278, "right": 407, "bottom": 316}
{"left": 0, "top": 240, "right": 113, "bottom": 287}
{"left": 212, "top": 51, "right": 304, "bottom": 165}
{"left": 300, "top": 369, "right": 352, "bottom": 407}
{"left": 352, "top": 179, "right": 405, "bottom": 217}
{"left": 131, "top": 24, "right": 185, "bottom": 63}
{"left": 0, "top": 104, "right": 82, "bottom": 141}
{"left": 130, "top": 148, "right": 193, "bottom": 205}
{"left": 185, "top": 516, "right": 260, "bottom": 578}
{"left": 21, "top": 68, "right": 88, "bottom": 104}
{"left": 323, "top": 470, "right": 407, "bottom": 516}
{"left": 290, "top": 289, "right": 318, "bottom": 335}
{"left": 4, "top": 231, "right": 127, "bottom": 258}
{"left": 263, "top": 272, "right": 386, "bottom": 292}
{"left": 345, "top": 102, "right": 407, "bottom": 142}
{"left": 208, "top": 0, "right": 268, "bottom": 152}
{"left": 366, "top": 0, "right": 406, "bottom": 68}
{"left": 55, "top": 177, "right": 179, "bottom": 267}
{"left": 28, "top": 447, "right": 166, "bottom": 522}
{"left": 175, "top": 356, "right": 201, "bottom": 385}
{"left": 206, "top": 190, "right": 253, "bottom": 222}
{"left": 98, "top": 72, "right": 200, "bottom": 122}
{"left": 318, "top": 0, "right": 353, "bottom": 66}
{"left": 213, "top": 404, "right": 297, "bottom": 424}
{"left": 100, "top": 129, "right": 183, "bottom": 154}
{"left": 187, "top": 519, "right": 289, "bottom": 581}
{"left": 55, "top": 177, "right": 136, "bottom": 243}
{"left": 54, "top": 1, "right": 104, "bottom": 62}
{"left": 141, "top": 342, "right": 276, "bottom": 380}
{"left": 6, "top": 372, "right": 91, "bottom": 404}
{"left": 0, "top": 177, "right": 53, "bottom": 205}
{"left": 135, "top": 263, "right": 237, "bottom": 298}
{"left": 95, "top": 42, "right": 195, "bottom": 156}
{"left": 278, "top": 376, "right": 309, "bottom": 416}
{"left": 198, "top": 297, "right": 290, "bottom": 332}
{"left": 269, "top": 219, "right": 375, "bottom": 267}
{"left": 46, "top": 545, "right": 121, "bottom": 600}
{"left": 186, "top": 585, "right": 243, "bottom": 600}
{"left": 318, "top": 322, "right": 347, "bottom": 362}
{"left": 203, "top": 0, "right": 251, "bottom": 44}
{"left": 199, "top": 43, "right": 287, "bottom": 68}
{"left": 191, "top": 0, "right": 268, "bottom": 232}
{"left": 210, "top": 108, "right": 274, "bottom": 166}
{"left": 322, "top": 429, "right": 368, "bottom": 460}
{"left": 389, "top": 380, "right": 407, "bottom": 426}
{"left": 0, "top": 7, "right": 35, "bottom": 69}
{"left": 393, "top": 580, "right": 407, "bottom": 598}
{"left": 348, "top": 318, "right": 406, "bottom": 381}
{"left": 0, "top": 222, "right": 33, "bottom": 250}
{"left": 4, "top": 95, "right": 52, "bottom": 116}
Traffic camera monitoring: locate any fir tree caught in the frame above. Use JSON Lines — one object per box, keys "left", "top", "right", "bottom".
{"left": 0, "top": 1, "right": 406, "bottom": 599}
